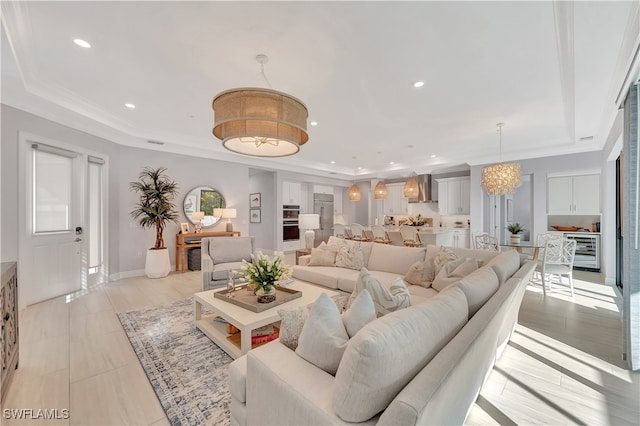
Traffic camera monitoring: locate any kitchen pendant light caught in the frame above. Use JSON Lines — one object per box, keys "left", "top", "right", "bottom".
{"left": 374, "top": 181, "right": 388, "bottom": 199}
{"left": 348, "top": 184, "right": 361, "bottom": 201}
{"left": 403, "top": 177, "right": 419, "bottom": 197}
{"left": 212, "top": 55, "right": 309, "bottom": 157}
{"left": 481, "top": 123, "right": 522, "bottom": 195}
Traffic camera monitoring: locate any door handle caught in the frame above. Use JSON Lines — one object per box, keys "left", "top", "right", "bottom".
{"left": 75, "top": 237, "right": 82, "bottom": 242}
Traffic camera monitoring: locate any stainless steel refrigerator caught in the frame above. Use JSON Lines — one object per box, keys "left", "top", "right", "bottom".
{"left": 313, "top": 193, "right": 334, "bottom": 247}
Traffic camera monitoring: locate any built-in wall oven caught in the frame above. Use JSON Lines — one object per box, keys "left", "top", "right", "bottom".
{"left": 283, "top": 205, "right": 300, "bottom": 241}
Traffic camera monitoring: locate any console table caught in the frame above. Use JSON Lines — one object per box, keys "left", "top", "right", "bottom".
{"left": 175, "top": 231, "right": 241, "bottom": 272}
{"left": 1, "top": 262, "right": 18, "bottom": 403}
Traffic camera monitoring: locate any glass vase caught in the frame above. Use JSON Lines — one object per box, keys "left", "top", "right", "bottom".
{"left": 256, "top": 284, "right": 276, "bottom": 304}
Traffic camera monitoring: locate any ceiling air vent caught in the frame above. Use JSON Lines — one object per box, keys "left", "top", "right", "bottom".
{"left": 148, "top": 140, "right": 165, "bottom": 145}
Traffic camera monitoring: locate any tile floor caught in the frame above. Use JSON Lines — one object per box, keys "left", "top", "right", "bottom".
{"left": 2, "top": 268, "right": 638, "bottom": 425}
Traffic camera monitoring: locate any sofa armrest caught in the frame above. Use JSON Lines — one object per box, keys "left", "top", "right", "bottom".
{"left": 299, "top": 254, "right": 311, "bottom": 266}
{"left": 201, "top": 238, "right": 215, "bottom": 291}
{"left": 246, "top": 341, "right": 376, "bottom": 425}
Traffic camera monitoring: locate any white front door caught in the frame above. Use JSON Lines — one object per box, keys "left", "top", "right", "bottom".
{"left": 18, "top": 133, "right": 86, "bottom": 308}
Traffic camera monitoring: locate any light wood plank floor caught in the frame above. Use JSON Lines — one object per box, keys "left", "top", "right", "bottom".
{"left": 3, "top": 269, "right": 637, "bottom": 425}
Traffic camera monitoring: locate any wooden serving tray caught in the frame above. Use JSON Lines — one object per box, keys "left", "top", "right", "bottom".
{"left": 214, "top": 284, "right": 302, "bottom": 313}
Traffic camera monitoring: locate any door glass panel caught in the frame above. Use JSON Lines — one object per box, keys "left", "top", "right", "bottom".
{"left": 88, "top": 161, "right": 102, "bottom": 269}
{"left": 33, "top": 150, "right": 72, "bottom": 233}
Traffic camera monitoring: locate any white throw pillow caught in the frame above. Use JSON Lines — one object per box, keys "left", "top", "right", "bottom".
{"left": 296, "top": 293, "right": 349, "bottom": 375}
{"left": 432, "top": 258, "right": 482, "bottom": 292}
{"left": 486, "top": 249, "right": 521, "bottom": 285}
{"left": 335, "top": 245, "right": 365, "bottom": 270}
{"left": 307, "top": 246, "right": 337, "bottom": 266}
{"left": 342, "top": 289, "right": 376, "bottom": 338}
{"left": 348, "top": 268, "right": 411, "bottom": 316}
{"left": 278, "top": 294, "right": 347, "bottom": 351}
{"left": 404, "top": 257, "right": 437, "bottom": 288}
{"left": 432, "top": 246, "right": 458, "bottom": 276}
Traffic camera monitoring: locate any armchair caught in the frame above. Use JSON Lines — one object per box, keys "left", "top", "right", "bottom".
{"left": 201, "top": 236, "right": 254, "bottom": 291}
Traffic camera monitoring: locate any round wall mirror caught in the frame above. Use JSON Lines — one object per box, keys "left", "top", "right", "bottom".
{"left": 183, "top": 186, "right": 226, "bottom": 228}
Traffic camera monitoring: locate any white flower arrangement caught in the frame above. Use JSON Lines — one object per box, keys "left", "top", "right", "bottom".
{"left": 237, "top": 251, "right": 292, "bottom": 294}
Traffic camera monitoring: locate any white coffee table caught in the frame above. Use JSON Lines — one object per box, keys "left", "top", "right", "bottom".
{"left": 194, "top": 280, "right": 340, "bottom": 359}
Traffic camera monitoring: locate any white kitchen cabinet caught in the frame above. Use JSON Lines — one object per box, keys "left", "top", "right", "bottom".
{"left": 383, "top": 183, "right": 408, "bottom": 214}
{"left": 313, "top": 185, "right": 333, "bottom": 195}
{"left": 437, "top": 177, "right": 470, "bottom": 215}
{"left": 548, "top": 174, "right": 600, "bottom": 215}
{"left": 451, "top": 229, "right": 470, "bottom": 248}
{"left": 282, "top": 181, "right": 301, "bottom": 205}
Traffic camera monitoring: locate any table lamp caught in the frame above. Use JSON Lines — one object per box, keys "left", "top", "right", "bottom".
{"left": 222, "top": 208, "right": 237, "bottom": 232}
{"left": 192, "top": 211, "right": 205, "bottom": 233}
{"left": 298, "top": 214, "right": 320, "bottom": 250}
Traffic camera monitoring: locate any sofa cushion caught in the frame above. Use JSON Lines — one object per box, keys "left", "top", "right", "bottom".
{"left": 296, "top": 293, "right": 350, "bottom": 375}
{"left": 407, "top": 284, "right": 439, "bottom": 300}
{"left": 432, "top": 257, "right": 482, "bottom": 292}
{"left": 432, "top": 246, "right": 458, "bottom": 276}
{"left": 348, "top": 268, "right": 411, "bottom": 316}
{"left": 486, "top": 249, "right": 521, "bottom": 285}
{"left": 342, "top": 289, "right": 376, "bottom": 338}
{"left": 292, "top": 265, "right": 353, "bottom": 289}
{"left": 209, "top": 237, "right": 253, "bottom": 264}
{"left": 333, "top": 287, "right": 469, "bottom": 422}
{"left": 367, "top": 244, "right": 427, "bottom": 275}
{"left": 454, "top": 265, "right": 500, "bottom": 316}
{"left": 338, "top": 270, "right": 399, "bottom": 294}
{"left": 277, "top": 295, "right": 348, "bottom": 351}
{"left": 308, "top": 246, "right": 337, "bottom": 266}
{"left": 228, "top": 355, "right": 247, "bottom": 403}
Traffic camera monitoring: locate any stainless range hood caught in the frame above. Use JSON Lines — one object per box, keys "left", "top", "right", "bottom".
{"left": 407, "top": 174, "right": 434, "bottom": 203}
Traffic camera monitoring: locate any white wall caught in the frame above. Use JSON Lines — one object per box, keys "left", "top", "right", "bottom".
{"left": 1, "top": 105, "right": 121, "bottom": 272}
{"left": 249, "top": 170, "right": 276, "bottom": 251}
{"left": 117, "top": 146, "right": 250, "bottom": 275}
{"left": 1, "top": 105, "right": 251, "bottom": 278}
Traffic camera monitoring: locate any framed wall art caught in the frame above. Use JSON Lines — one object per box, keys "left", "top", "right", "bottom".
{"left": 250, "top": 193, "right": 261, "bottom": 208}
{"left": 250, "top": 209, "right": 261, "bottom": 223}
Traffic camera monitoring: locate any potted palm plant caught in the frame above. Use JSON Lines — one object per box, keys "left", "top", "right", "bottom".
{"left": 129, "top": 167, "right": 179, "bottom": 278}
{"left": 507, "top": 222, "right": 524, "bottom": 244}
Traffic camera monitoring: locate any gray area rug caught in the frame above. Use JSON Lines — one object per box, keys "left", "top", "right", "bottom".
{"left": 118, "top": 297, "right": 232, "bottom": 426}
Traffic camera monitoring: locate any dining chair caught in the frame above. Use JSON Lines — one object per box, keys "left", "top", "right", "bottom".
{"left": 362, "top": 229, "right": 374, "bottom": 242}
{"left": 344, "top": 226, "right": 354, "bottom": 240}
{"left": 349, "top": 223, "right": 366, "bottom": 241}
{"left": 400, "top": 225, "right": 422, "bottom": 247}
{"left": 333, "top": 223, "right": 346, "bottom": 239}
{"left": 371, "top": 225, "right": 391, "bottom": 244}
{"left": 475, "top": 233, "right": 499, "bottom": 251}
{"left": 535, "top": 238, "right": 577, "bottom": 296}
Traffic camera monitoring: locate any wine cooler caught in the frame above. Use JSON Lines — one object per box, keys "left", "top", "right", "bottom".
{"left": 563, "top": 233, "right": 600, "bottom": 271}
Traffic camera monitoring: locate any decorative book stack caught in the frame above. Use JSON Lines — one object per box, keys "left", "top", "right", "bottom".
{"left": 226, "top": 323, "right": 280, "bottom": 347}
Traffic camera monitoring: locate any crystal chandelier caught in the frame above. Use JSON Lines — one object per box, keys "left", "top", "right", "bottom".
{"left": 481, "top": 123, "right": 522, "bottom": 195}
{"left": 212, "top": 55, "right": 309, "bottom": 157}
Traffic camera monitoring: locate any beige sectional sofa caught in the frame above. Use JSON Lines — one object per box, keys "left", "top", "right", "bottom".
{"left": 228, "top": 237, "right": 536, "bottom": 425}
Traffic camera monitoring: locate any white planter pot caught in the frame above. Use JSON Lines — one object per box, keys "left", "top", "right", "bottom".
{"left": 145, "top": 248, "right": 171, "bottom": 278}
{"left": 509, "top": 234, "right": 521, "bottom": 244}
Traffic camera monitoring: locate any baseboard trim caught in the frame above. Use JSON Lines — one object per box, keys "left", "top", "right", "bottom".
{"left": 109, "top": 269, "right": 146, "bottom": 281}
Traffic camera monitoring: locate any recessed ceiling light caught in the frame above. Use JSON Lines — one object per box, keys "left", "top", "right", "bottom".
{"left": 310, "top": 121, "right": 318, "bottom": 126}
{"left": 357, "top": 167, "right": 363, "bottom": 170}
{"left": 73, "top": 39, "right": 91, "bottom": 48}
{"left": 413, "top": 81, "right": 425, "bottom": 88}
{"left": 125, "top": 103, "right": 136, "bottom": 109}
{"left": 389, "top": 161, "right": 395, "bottom": 165}
{"left": 431, "top": 154, "right": 437, "bottom": 158}
{"left": 330, "top": 161, "right": 336, "bottom": 164}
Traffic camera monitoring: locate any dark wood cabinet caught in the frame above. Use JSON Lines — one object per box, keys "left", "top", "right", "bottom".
{"left": 1, "top": 262, "right": 18, "bottom": 403}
